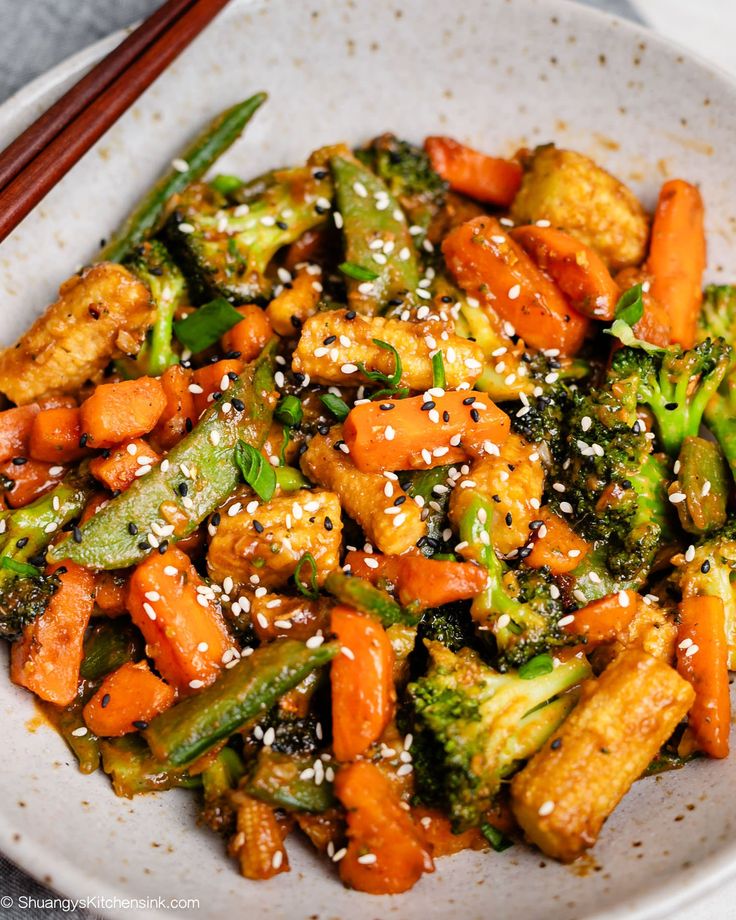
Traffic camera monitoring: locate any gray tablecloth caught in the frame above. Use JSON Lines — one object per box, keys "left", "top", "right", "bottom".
{"left": 0, "top": 0, "right": 642, "bottom": 917}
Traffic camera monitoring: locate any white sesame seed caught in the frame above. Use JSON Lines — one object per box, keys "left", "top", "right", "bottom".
{"left": 71, "top": 727, "right": 88, "bottom": 737}
{"left": 357, "top": 853, "right": 377, "bottom": 865}
{"left": 685, "top": 545, "right": 696, "bottom": 563}
{"left": 189, "top": 679, "right": 204, "bottom": 689}
{"left": 272, "top": 851, "right": 283, "bottom": 870}
{"left": 678, "top": 637, "right": 693, "bottom": 650}
{"left": 538, "top": 800, "right": 555, "bottom": 816}
{"left": 353, "top": 181, "right": 368, "bottom": 198}
{"left": 559, "top": 501, "right": 573, "bottom": 514}
{"left": 701, "top": 480, "right": 712, "bottom": 497}
{"left": 557, "top": 615, "right": 575, "bottom": 627}
{"left": 172, "top": 157, "right": 189, "bottom": 173}
{"left": 306, "top": 634, "right": 324, "bottom": 649}
{"left": 685, "top": 644, "right": 699, "bottom": 658}
{"left": 618, "top": 591, "right": 630, "bottom": 607}
{"left": 384, "top": 425, "right": 395, "bottom": 441}
{"left": 669, "top": 492, "right": 687, "bottom": 504}
{"left": 177, "top": 222, "right": 195, "bottom": 234}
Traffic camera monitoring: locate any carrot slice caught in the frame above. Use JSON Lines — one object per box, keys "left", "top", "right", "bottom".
{"left": 220, "top": 304, "right": 273, "bottom": 362}
{"left": 676, "top": 595, "right": 730, "bottom": 759}
{"left": 83, "top": 660, "right": 175, "bottom": 737}
{"left": 335, "top": 761, "right": 434, "bottom": 894}
{"left": 94, "top": 571, "right": 128, "bottom": 616}
{"left": 10, "top": 561, "right": 95, "bottom": 706}
{"left": 127, "top": 546, "right": 232, "bottom": 693}
{"left": 412, "top": 807, "right": 488, "bottom": 857}
{"left": 525, "top": 507, "right": 590, "bottom": 575}
{"left": 0, "top": 404, "right": 38, "bottom": 463}
{"left": 345, "top": 551, "right": 487, "bottom": 609}
{"left": 343, "top": 390, "right": 510, "bottom": 474}
{"left": 1, "top": 458, "right": 64, "bottom": 508}
{"left": 89, "top": 438, "right": 160, "bottom": 492}
{"left": 647, "top": 179, "right": 706, "bottom": 349}
{"left": 191, "top": 358, "right": 244, "bottom": 417}
{"left": 80, "top": 377, "right": 166, "bottom": 449}
{"left": 29, "top": 407, "right": 90, "bottom": 464}
{"left": 331, "top": 606, "right": 395, "bottom": 761}
{"left": 151, "top": 365, "right": 196, "bottom": 451}
{"left": 425, "top": 136, "right": 522, "bottom": 207}
{"left": 511, "top": 225, "right": 620, "bottom": 321}
{"left": 562, "top": 590, "right": 639, "bottom": 646}
{"left": 443, "top": 216, "right": 590, "bottom": 355}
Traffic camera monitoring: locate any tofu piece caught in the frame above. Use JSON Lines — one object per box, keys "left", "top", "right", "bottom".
{"left": 292, "top": 310, "right": 483, "bottom": 390}
{"left": 449, "top": 433, "right": 544, "bottom": 555}
{"left": 0, "top": 263, "right": 153, "bottom": 405}
{"left": 300, "top": 427, "right": 426, "bottom": 555}
{"left": 510, "top": 146, "right": 649, "bottom": 270}
{"left": 207, "top": 489, "right": 342, "bottom": 591}
{"left": 510, "top": 649, "right": 695, "bottom": 862}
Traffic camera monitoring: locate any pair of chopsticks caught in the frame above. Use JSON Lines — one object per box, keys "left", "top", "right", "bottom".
{"left": 0, "top": 0, "right": 232, "bottom": 245}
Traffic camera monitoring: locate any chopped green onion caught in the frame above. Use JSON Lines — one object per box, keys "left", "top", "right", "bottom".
{"left": 234, "top": 440, "right": 276, "bottom": 502}
{"left": 339, "top": 261, "right": 379, "bottom": 282}
{"left": 275, "top": 395, "right": 303, "bottom": 428}
{"left": 275, "top": 466, "right": 307, "bottom": 491}
{"left": 431, "top": 351, "right": 446, "bottom": 389}
{"left": 518, "top": 652, "right": 554, "bottom": 679}
{"left": 481, "top": 823, "right": 514, "bottom": 852}
{"left": 294, "top": 552, "right": 319, "bottom": 599}
{"left": 614, "top": 283, "right": 644, "bottom": 326}
{"left": 279, "top": 426, "right": 291, "bottom": 466}
{"left": 358, "top": 339, "right": 403, "bottom": 388}
{"left": 210, "top": 174, "right": 244, "bottom": 196}
{"left": 0, "top": 556, "right": 41, "bottom": 577}
{"left": 173, "top": 297, "right": 244, "bottom": 353}
{"left": 320, "top": 393, "right": 350, "bottom": 421}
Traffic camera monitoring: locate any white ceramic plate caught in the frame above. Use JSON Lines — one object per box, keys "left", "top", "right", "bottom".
{"left": 2, "top": 1, "right": 736, "bottom": 918}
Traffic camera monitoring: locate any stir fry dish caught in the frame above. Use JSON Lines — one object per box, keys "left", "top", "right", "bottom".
{"left": 2, "top": 91, "right": 733, "bottom": 893}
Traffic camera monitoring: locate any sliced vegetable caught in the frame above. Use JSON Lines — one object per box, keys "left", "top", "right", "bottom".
{"left": 228, "top": 792, "right": 290, "bottom": 879}
{"left": 190, "top": 358, "right": 244, "bottom": 417}
{"left": 99, "top": 734, "right": 199, "bottom": 797}
{"left": 83, "top": 660, "right": 176, "bottom": 737}
{"left": 234, "top": 440, "right": 276, "bottom": 501}
{"left": 80, "top": 618, "right": 142, "bottom": 681}
{"left": 424, "top": 136, "right": 522, "bottom": 206}
{"left": 220, "top": 304, "right": 274, "bottom": 362}
{"left": 28, "top": 407, "right": 88, "bottom": 463}
{"left": 324, "top": 571, "right": 416, "bottom": 627}
{"left": 525, "top": 507, "right": 591, "bottom": 575}
{"left": 89, "top": 438, "right": 161, "bottom": 493}
{"left": 245, "top": 749, "right": 335, "bottom": 812}
{"left": 674, "top": 436, "right": 729, "bottom": 535}
{"left": 80, "top": 377, "right": 166, "bottom": 449}
{"left": 561, "top": 590, "right": 640, "bottom": 646}
{"left": 0, "top": 404, "right": 39, "bottom": 463}
{"left": 151, "top": 364, "right": 196, "bottom": 451}
{"left": 173, "top": 296, "right": 245, "bottom": 352}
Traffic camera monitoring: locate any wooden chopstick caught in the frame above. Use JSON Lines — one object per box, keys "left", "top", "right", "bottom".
{"left": 0, "top": 0, "right": 199, "bottom": 193}
{"left": 0, "top": 0, "right": 232, "bottom": 245}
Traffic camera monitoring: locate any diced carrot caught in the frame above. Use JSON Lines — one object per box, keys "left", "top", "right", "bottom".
{"left": 343, "top": 390, "right": 510, "bottom": 474}
{"left": 412, "top": 807, "right": 488, "bottom": 857}
{"left": 562, "top": 590, "right": 640, "bottom": 646}
{"left": 331, "top": 606, "right": 395, "bottom": 761}
{"left": 676, "top": 595, "right": 730, "bottom": 759}
{"left": 335, "top": 761, "right": 434, "bottom": 895}
{"left": 345, "top": 551, "right": 487, "bottom": 610}
{"left": 229, "top": 793, "right": 290, "bottom": 880}
{"left": 191, "top": 359, "right": 244, "bottom": 417}
{"left": 80, "top": 377, "right": 166, "bottom": 449}
{"left": 0, "top": 458, "right": 64, "bottom": 508}
{"left": 266, "top": 269, "right": 322, "bottom": 336}
{"left": 443, "top": 216, "right": 591, "bottom": 355}
{"left": 284, "top": 226, "right": 331, "bottom": 270}
{"left": 220, "top": 304, "right": 273, "bottom": 362}
{"left": 511, "top": 225, "right": 620, "bottom": 321}
{"left": 94, "top": 571, "right": 128, "bottom": 616}
{"left": 425, "top": 136, "right": 522, "bottom": 207}
{"left": 29, "top": 407, "right": 89, "bottom": 463}
{"left": 525, "top": 506, "right": 590, "bottom": 575}
{"left": 151, "top": 365, "right": 196, "bottom": 451}
{"left": 647, "top": 179, "right": 706, "bottom": 349}
{"left": 0, "top": 404, "right": 38, "bottom": 462}
{"left": 89, "top": 438, "right": 160, "bottom": 492}
{"left": 127, "top": 546, "right": 232, "bottom": 693}
{"left": 83, "top": 660, "right": 175, "bottom": 737}
{"left": 10, "top": 561, "right": 96, "bottom": 706}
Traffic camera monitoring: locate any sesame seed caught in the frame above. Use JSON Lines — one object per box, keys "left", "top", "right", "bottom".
{"left": 188, "top": 679, "right": 204, "bottom": 690}
{"left": 357, "top": 853, "right": 377, "bottom": 865}
{"left": 538, "top": 800, "right": 555, "bottom": 816}
{"left": 172, "top": 157, "right": 189, "bottom": 172}
{"left": 557, "top": 614, "right": 575, "bottom": 627}
{"left": 685, "top": 643, "right": 699, "bottom": 658}
{"left": 71, "top": 727, "right": 88, "bottom": 737}
{"left": 384, "top": 425, "right": 395, "bottom": 441}
{"left": 618, "top": 591, "right": 630, "bottom": 607}
{"left": 669, "top": 492, "right": 687, "bottom": 504}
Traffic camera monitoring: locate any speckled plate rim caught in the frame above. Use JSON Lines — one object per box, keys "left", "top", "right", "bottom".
{"left": 2, "top": 2, "right": 736, "bottom": 918}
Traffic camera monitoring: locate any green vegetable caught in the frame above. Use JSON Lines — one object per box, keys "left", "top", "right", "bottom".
{"left": 42, "top": 687, "right": 100, "bottom": 775}
{"left": 405, "top": 465, "right": 452, "bottom": 557}
{"left": 518, "top": 653, "right": 554, "bottom": 679}
{"left": 200, "top": 747, "right": 245, "bottom": 833}
{"left": 614, "top": 283, "right": 644, "bottom": 326}
{"left": 100, "top": 735, "right": 200, "bottom": 797}
{"left": 49, "top": 344, "right": 276, "bottom": 569}
{"left": 144, "top": 639, "right": 338, "bottom": 767}
{"left": 234, "top": 440, "right": 276, "bottom": 502}
{"left": 357, "top": 338, "right": 402, "bottom": 388}
{"left": 209, "top": 174, "right": 245, "bottom": 197}
{"left": 431, "top": 351, "right": 446, "bottom": 389}
{"left": 274, "top": 395, "right": 303, "bottom": 428}
{"left": 339, "top": 261, "right": 379, "bottom": 282}
{"left": 481, "top": 823, "right": 514, "bottom": 852}
{"left": 99, "top": 93, "right": 267, "bottom": 262}
{"left": 123, "top": 240, "right": 186, "bottom": 375}
{"left": 294, "top": 552, "right": 319, "bottom": 599}
{"left": 173, "top": 296, "right": 244, "bottom": 353}
{"left": 320, "top": 393, "right": 350, "bottom": 421}
{"left": 0, "top": 470, "right": 94, "bottom": 638}
{"left": 324, "top": 570, "right": 419, "bottom": 626}
{"left": 245, "top": 749, "right": 335, "bottom": 812}
{"left": 80, "top": 618, "right": 143, "bottom": 681}
{"left": 674, "top": 437, "right": 729, "bottom": 536}
{"left": 331, "top": 154, "right": 419, "bottom": 314}
{"left": 274, "top": 466, "right": 307, "bottom": 491}
{"left": 409, "top": 641, "right": 590, "bottom": 829}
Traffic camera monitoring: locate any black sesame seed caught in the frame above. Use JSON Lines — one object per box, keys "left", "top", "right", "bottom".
{"left": 211, "top": 512, "right": 221, "bottom": 527}
{"left": 15, "top": 537, "right": 28, "bottom": 549}
{"left": 132, "top": 720, "right": 149, "bottom": 730}
{"left": 101, "top": 448, "right": 111, "bottom": 459}
{"left": 492, "top": 494, "right": 501, "bottom": 503}
{"left": 421, "top": 401, "right": 435, "bottom": 411}
{"left": 11, "top": 456, "right": 27, "bottom": 466}
{"left": 72, "top": 527, "right": 83, "bottom": 544}
{"left": 128, "top": 522, "right": 138, "bottom": 535}
{"left": 225, "top": 350, "right": 242, "bottom": 360}
{"left": 290, "top": 315, "right": 303, "bottom": 330}
{"left": 101, "top": 693, "right": 111, "bottom": 709}
{"left": 185, "top": 417, "right": 193, "bottom": 432}
{"left": 228, "top": 371, "right": 239, "bottom": 381}
{"left": 442, "top": 410, "right": 450, "bottom": 423}
{"left": 393, "top": 496, "right": 406, "bottom": 506}
{"left": 231, "top": 398, "right": 245, "bottom": 412}
{"left": 345, "top": 311, "right": 357, "bottom": 321}
{"left": 178, "top": 482, "right": 189, "bottom": 497}
{"left": 505, "top": 512, "right": 513, "bottom": 526}
{"left": 323, "top": 335, "right": 337, "bottom": 345}
{"left": 621, "top": 479, "right": 632, "bottom": 490}
{"left": 317, "top": 423, "right": 329, "bottom": 436}
{"left": 518, "top": 545, "right": 533, "bottom": 559}
{"left": 463, "top": 396, "right": 476, "bottom": 405}
{"left": 470, "top": 408, "right": 480, "bottom": 423}
{"left": 294, "top": 372, "right": 306, "bottom": 385}
{"left": 253, "top": 520, "right": 264, "bottom": 533}
{"left": 158, "top": 541, "right": 169, "bottom": 554}
{"left": 324, "top": 516, "right": 333, "bottom": 531}
{"left": 701, "top": 559, "right": 711, "bottom": 573}
{"left": 138, "top": 541, "right": 149, "bottom": 551}
{"left": 664, "top": 402, "right": 678, "bottom": 411}
{"left": 551, "top": 738, "right": 562, "bottom": 751}
{"left": 379, "top": 403, "right": 395, "bottom": 411}
{"left": 79, "top": 433, "right": 89, "bottom": 448}
{"left": 440, "top": 295, "right": 453, "bottom": 303}
{"left": 28, "top": 554, "right": 46, "bottom": 567}
{"left": 529, "top": 519, "right": 544, "bottom": 530}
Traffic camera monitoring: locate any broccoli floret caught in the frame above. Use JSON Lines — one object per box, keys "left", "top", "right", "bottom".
{"left": 408, "top": 641, "right": 590, "bottom": 829}
{"left": 670, "top": 518, "right": 736, "bottom": 669}
{"left": 698, "top": 284, "right": 736, "bottom": 345}
{"left": 417, "top": 602, "right": 476, "bottom": 653}
{"left": 356, "top": 133, "right": 447, "bottom": 240}
{"left": 0, "top": 473, "right": 92, "bottom": 639}
{"left": 457, "top": 494, "right": 577, "bottom": 669}
{"left": 552, "top": 372, "right": 675, "bottom": 584}
{"left": 609, "top": 338, "right": 731, "bottom": 457}
{"left": 123, "top": 240, "right": 187, "bottom": 376}
{"left": 164, "top": 166, "right": 333, "bottom": 304}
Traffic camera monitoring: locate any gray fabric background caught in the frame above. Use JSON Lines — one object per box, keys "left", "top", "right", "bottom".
{"left": 0, "top": 0, "right": 642, "bottom": 917}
